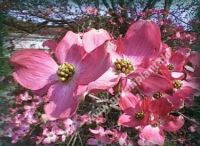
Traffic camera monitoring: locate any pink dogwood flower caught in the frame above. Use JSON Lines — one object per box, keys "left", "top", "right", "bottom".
{"left": 87, "top": 19, "right": 164, "bottom": 92}
{"left": 118, "top": 95, "right": 152, "bottom": 128}
{"left": 155, "top": 48, "right": 200, "bottom": 109}
{"left": 137, "top": 98, "right": 184, "bottom": 146}
{"left": 10, "top": 30, "right": 111, "bottom": 119}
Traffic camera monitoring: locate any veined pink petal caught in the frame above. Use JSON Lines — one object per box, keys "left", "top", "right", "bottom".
{"left": 78, "top": 43, "right": 111, "bottom": 85}
{"left": 129, "top": 71, "right": 173, "bottom": 95}
{"left": 184, "top": 77, "right": 200, "bottom": 87}
{"left": 144, "top": 74, "right": 172, "bottom": 95}
{"left": 116, "top": 37, "right": 124, "bottom": 54}
{"left": 176, "top": 48, "right": 191, "bottom": 56}
{"left": 187, "top": 52, "right": 200, "bottom": 68}
{"left": 162, "top": 115, "right": 184, "bottom": 132}
{"left": 10, "top": 49, "right": 58, "bottom": 90}
{"left": 45, "top": 82, "right": 78, "bottom": 119}
{"left": 83, "top": 29, "right": 111, "bottom": 52}
{"left": 119, "top": 92, "right": 140, "bottom": 111}
{"left": 138, "top": 125, "right": 165, "bottom": 146}
{"left": 118, "top": 114, "right": 136, "bottom": 127}
{"left": 123, "top": 20, "right": 161, "bottom": 60}
{"left": 55, "top": 31, "right": 82, "bottom": 63}
{"left": 167, "top": 95, "right": 184, "bottom": 110}
{"left": 150, "top": 98, "right": 172, "bottom": 117}
{"left": 175, "top": 86, "right": 194, "bottom": 99}
{"left": 170, "top": 52, "right": 185, "bottom": 71}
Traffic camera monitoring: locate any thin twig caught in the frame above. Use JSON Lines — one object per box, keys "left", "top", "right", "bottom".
{"left": 96, "top": 99, "right": 110, "bottom": 103}
{"left": 177, "top": 112, "right": 200, "bottom": 126}
{"left": 0, "top": 57, "right": 9, "bottom": 59}
{"left": 110, "top": 104, "right": 120, "bottom": 110}
{"left": 71, "top": 133, "right": 77, "bottom": 146}
{"left": 67, "top": 134, "right": 75, "bottom": 146}
{"left": 169, "top": 13, "right": 192, "bottom": 27}
{"left": 87, "top": 94, "right": 101, "bottom": 100}
{"left": 78, "top": 133, "right": 83, "bottom": 146}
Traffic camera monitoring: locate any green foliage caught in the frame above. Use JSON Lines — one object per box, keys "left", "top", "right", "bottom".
{"left": 0, "top": 13, "right": 11, "bottom": 76}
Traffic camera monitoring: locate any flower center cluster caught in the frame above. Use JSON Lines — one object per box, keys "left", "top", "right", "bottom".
{"left": 135, "top": 112, "right": 145, "bottom": 120}
{"left": 114, "top": 59, "right": 134, "bottom": 74}
{"left": 167, "top": 64, "right": 174, "bottom": 70}
{"left": 153, "top": 91, "right": 162, "bottom": 99}
{"left": 57, "top": 62, "right": 75, "bottom": 82}
{"left": 173, "top": 80, "right": 182, "bottom": 89}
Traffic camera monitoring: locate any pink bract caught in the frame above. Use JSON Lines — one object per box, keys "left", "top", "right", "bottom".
{"left": 10, "top": 29, "right": 111, "bottom": 119}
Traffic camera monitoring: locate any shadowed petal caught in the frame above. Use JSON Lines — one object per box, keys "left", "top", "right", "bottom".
{"left": 45, "top": 82, "right": 78, "bottom": 119}
{"left": 78, "top": 43, "right": 111, "bottom": 85}
{"left": 119, "top": 92, "right": 140, "bottom": 111}
{"left": 118, "top": 113, "right": 136, "bottom": 127}
{"left": 162, "top": 115, "right": 184, "bottom": 132}
{"left": 129, "top": 70, "right": 173, "bottom": 95}
{"left": 87, "top": 68, "right": 121, "bottom": 92}
{"left": 55, "top": 31, "right": 82, "bottom": 63}
{"left": 65, "top": 45, "right": 86, "bottom": 65}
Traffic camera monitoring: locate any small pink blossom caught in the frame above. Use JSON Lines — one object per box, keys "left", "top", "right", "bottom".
{"left": 87, "top": 127, "right": 114, "bottom": 145}
{"left": 85, "top": 6, "right": 98, "bottom": 15}
{"left": 42, "top": 128, "right": 58, "bottom": 144}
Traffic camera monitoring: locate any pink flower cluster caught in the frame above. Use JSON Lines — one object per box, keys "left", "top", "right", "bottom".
{"left": 87, "top": 126, "right": 133, "bottom": 146}
{"left": 2, "top": 92, "right": 41, "bottom": 143}
{"left": 8, "top": 19, "right": 200, "bottom": 145}
{"left": 1, "top": 91, "right": 89, "bottom": 144}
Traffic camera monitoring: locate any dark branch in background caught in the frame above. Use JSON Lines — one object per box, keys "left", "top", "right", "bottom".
{"left": 74, "top": 0, "right": 83, "bottom": 13}
{"left": 160, "top": 0, "right": 173, "bottom": 36}
{"left": 27, "top": 13, "right": 78, "bottom": 31}
{"left": 0, "top": 0, "right": 14, "bottom": 12}
{"left": 1, "top": 0, "right": 199, "bottom": 38}
{"left": 170, "top": 12, "right": 193, "bottom": 27}
{"left": 102, "top": 0, "right": 112, "bottom": 11}
{"left": 136, "top": 0, "right": 160, "bottom": 20}
{"left": 118, "top": 0, "right": 125, "bottom": 7}
{"left": 110, "top": 0, "right": 116, "bottom": 10}
{"left": 94, "top": 0, "right": 100, "bottom": 14}
{"left": 3, "top": 17, "right": 48, "bottom": 33}
{"left": 143, "top": 0, "right": 160, "bottom": 12}
{"left": 163, "top": 0, "right": 173, "bottom": 18}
